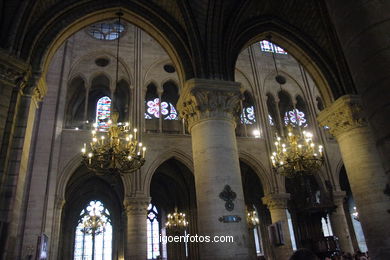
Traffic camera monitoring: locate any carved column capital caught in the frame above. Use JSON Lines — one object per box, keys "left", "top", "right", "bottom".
{"left": 262, "top": 193, "right": 290, "bottom": 210}
{"left": 317, "top": 95, "right": 367, "bottom": 138}
{"left": 124, "top": 196, "right": 150, "bottom": 215}
{"left": 177, "top": 79, "right": 242, "bottom": 132}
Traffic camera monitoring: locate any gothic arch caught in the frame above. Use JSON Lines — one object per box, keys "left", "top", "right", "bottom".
{"left": 232, "top": 22, "right": 348, "bottom": 107}
{"left": 239, "top": 152, "right": 274, "bottom": 195}
{"left": 143, "top": 149, "right": 193, "bottom": 195}
{"left": 21, "top": 3, "right": 192, "bottom": 94}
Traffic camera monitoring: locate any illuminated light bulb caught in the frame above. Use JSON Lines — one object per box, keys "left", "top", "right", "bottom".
{"left": 129, "top": 134, "right": 133, "bottom": 139}
{"left": 92, "top": 130, "right": 96, "bottom": 135}
{"left": 310, "top": 143, "right": 315, "bottom": 147}
{"left": 128, "top": 156, "right": 132, "bottom": 160}
{"left": 125, "top": 122, "right": 129, "bottom": 126}
{"left": 298, "top": 144, "right": 302, "bottom": 148}
{"left": 88, "top": 153, "right": 93, "bottom": 158}
{"left": 75, "top": 127, "right": 79, "bottom": 130}
{"left": 282, "top": 148, "right": 287, "bottom": 152}
{"left": 319, "top": 145, "right": 323, "bottom": 149}
{"left": 81, "top": 148, "right": 86, "bottom": 153}
{"left": 108, "top": 120, "right": 112, "bottom": 124}
{"left": 277, "top": 137, "right": 281, "bottom": 141}
{"left": 134, "top": 128, "right": 138, "bottom": 133}
{"left": 314, "top": 153, "right": 318, "bottom": 157}
{"left": 139, "top": 143, "right": 142, "bottom": 147}
{"left": 253, "top": 129, "right": 261, "bottom": 137}
{"left": 275, "top": 142, "right": 278, "bottom": 146}
{"left": 101, "top": 136, "right": 105, "bottom": 140}
{"left": 280, "top": 161, "right": 284, "bottom": 165}
{"left": 282, "top": 143, "right": 286, "bottom": 147}
{"left": 271, "top": 156, "right": 274, "bottom": 159}
{"left": 93, "top": 137, "right": 97, "bottom": 142}
{"left": 126, "top": 137, "right": 129, "bottom": 141}
{"left": 272, "top": 152, "right": 277, "bottom": 156}
{"left": 93, "top": 123, "right": 97, "bottom": 127}
{"left": 288, "top": 132, "right": 292, "bottom": 136}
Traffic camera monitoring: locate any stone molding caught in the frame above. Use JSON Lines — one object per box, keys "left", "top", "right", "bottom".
{"left": 0, "top": 49, "right": 30, "bottom": 88}
{"left": 317, "top": 95, "right": 367, "bottom": 138}
{"left": 124, "top": 197, "right": 151, "bottom": 215}
{"left": 332, "top": 191, "right": 347, "bottom": 206}
{"left": 262, "top": 193, "right": 290, "bottom": 210}
{"left": 177, "top": 78, "right": 242, "bottom": 132}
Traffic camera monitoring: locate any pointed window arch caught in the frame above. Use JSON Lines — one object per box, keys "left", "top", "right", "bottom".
{"left": 73, "top": 200, "right": 112, "bottom": 260}
{"left": 147, "top": 204, "right": 160, "bottom": 259}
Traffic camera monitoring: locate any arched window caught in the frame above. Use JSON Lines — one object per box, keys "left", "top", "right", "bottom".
{"left": 87, "top": 21, "right": 125, "bottom": 40}
{"left": 96, "top": 96, "right": 111, "bottom": 130}
{"left": 161, "top": 82, "right": 179, "bottom": 121}
{"left": 240, "top": 91, "right": 256, "bottom": 125}
{"left": 283, "top": 108, "right": 308, "bottom": 127}
{"left": 260, "top": 40, "right": 287, "bottom": 54}
{"left": 74, "top": 200, "right": 112, "bottom": 260}
{"left": 147, "top": 204, "right": 160, "bottom": 259}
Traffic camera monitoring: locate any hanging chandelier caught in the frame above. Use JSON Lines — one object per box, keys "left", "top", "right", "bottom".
{"left": 270, "top": 125, "right": 324, "bottom": 177}
{"left": 246, "top": 209, "right": 259, "bottom": 229}
{"left": 80, "top": 11, "right": 146, "bottom": 175}
{"left": 81, "top": 112, "right": 146, "bottom": 175}
{"left": 81, "top": 207, "right": 107, "bottom": 235}
{"left": 165, "top": 208, "right": 189, "bottom": 231}
{"left": 267, "top": 34, "right": 324, "bottom": 178}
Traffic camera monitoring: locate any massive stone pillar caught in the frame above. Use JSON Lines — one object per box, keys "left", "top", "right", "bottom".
{"left": 124, "top": 196, "right": 150, "bottom": 260}
{"left": 178, "top": 79, "right": 252, "bottom": 260}
{"left": 325, "top": 0, "right": 390, "bottom": 193}
{"left": 318, "top": 95, "right": 390, "bottom": 259}
{"left": 262, "top": 193, "right": 293, "bottom": 260}
{"left": 330, "top": 191, "right": 354, "bottom": 254}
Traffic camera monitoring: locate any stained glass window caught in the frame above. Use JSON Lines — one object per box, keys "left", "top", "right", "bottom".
{"left": 147, "top": 204, "right": 160, "bottom": 259}
{"left": 260, "top": 40, "right": 287, "bottom": 54}
{"left": 284, "top": 108, "right": 307, "bottom": 127}
{"left": 74, "top": 200, "right": 112, "bottom": 260}
{"left": 88, "top": 21, "right": 125, "bottom": 40}
{"left": 240, "top": 106, "right": 256, "bottom": 125}
{"left": 145, "top": 98, "right": 178, "bottom": 120}
{"left": 96, "top": 96, "right": 111, "bottom": 131}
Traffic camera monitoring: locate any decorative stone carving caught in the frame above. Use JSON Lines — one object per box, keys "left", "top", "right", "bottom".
{"left": 317, "top": 95, "right": 367, "bottom": 138}
{"left": 124, "top": 197, "right": 150, "bottom": 215}
{"left": 262, "top": 193, "right": 290, "bottom": 210}
{"left": 177, "top": 79, "right": 242, "bottom": 131}
{"left": 219, "top": 185, "right": 237, "bottom": 211}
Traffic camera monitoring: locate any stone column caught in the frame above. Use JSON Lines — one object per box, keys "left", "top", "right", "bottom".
{"left": 178, "top": 79, "right": 252, "bottom": 260}
{"left": 330, "top": 191, "right": 354, "bottom": 254}
{"left": 262, "top": 193, "right": 293, "bottom": 260}
{"left": 318, "top": 95, "right": 390, "bottom": 259}
{"left": 124, "top": 196, "right": 150, "bottom": 260}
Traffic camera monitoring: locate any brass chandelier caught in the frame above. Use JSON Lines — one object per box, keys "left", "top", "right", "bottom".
{"left": 246, "top": 209, "right": 259, "bottom": 229}
{"left": 81, "top": 11, "right": 146, "bottom": 175}
{"left": 81, "top": 112, "right": 146, "bottom": 175}
{"left": 165, "top": 208, "right": 189, "bottom": 231}
{"left": 271, "top": 125, "right": 324, "bottom": 177}
{"left": 268, "top": 35, "right": 324, "bottom": 177}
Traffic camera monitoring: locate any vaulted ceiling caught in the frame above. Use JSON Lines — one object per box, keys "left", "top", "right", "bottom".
{"left": 0, "top": 0, "right": 355, "bottom": 98}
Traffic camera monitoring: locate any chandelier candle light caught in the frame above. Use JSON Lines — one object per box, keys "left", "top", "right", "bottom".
{"left": 81, "top": 112, "right": 146, "bottom": 175}
{"left": 247, "top": 209, "right": 259, "bottom": 229}
{"left": 165, "top": 208, "right": 189, "bottom": 231}
{"left": 270, "top": 125, "right": 324, "bottom": 178}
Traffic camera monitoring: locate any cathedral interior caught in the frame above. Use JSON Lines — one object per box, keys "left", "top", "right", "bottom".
{"left": 0, "top": 1, "right": 389, "bottom": 260}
